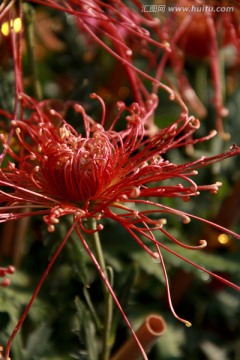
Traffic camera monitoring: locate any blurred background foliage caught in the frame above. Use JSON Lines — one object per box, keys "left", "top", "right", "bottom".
{"left": 0, "top": 1, "right": 240, "bottom": 359}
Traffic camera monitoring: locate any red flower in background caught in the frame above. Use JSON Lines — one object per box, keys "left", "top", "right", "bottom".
{"left": 159, "top": 0, "right": 240, "bottom": 137}
{"left": 0, "top": 0, "right": 186, "bottom": 137}
{"left": 22, "top": 0, "right": 171, "bottom": 106}
{"left": 1, "top": 0, "right": 240, "bottom": 137}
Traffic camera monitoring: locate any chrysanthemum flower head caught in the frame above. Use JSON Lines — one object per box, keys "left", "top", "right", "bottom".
{"left": 0, "top": 93, "right": 146, "bottom": 228}
{"left": 2, "top": 92, "right": 238, "bottom": 231}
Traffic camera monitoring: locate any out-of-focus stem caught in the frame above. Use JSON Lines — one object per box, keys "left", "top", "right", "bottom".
{"left": 195, "top": 63, "right": 208, "bottom": 106}
{"left": 88, "top": 219, "right": 113, "bottom": 360}
{"left": 0, "top": 0, "right": 15, "bottom": 21}
{"left": 23, "top": 3, "right": 42, "bottom": 101}
{"left": 110, "top": 315, "right": 166, "bottom": 360}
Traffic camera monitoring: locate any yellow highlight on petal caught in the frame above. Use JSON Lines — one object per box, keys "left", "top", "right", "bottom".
{"left": 218, "top": 233, "right": 230, "bottom": 245}
{"left": 1, "top": 18, "right": 22, "bottom": 37}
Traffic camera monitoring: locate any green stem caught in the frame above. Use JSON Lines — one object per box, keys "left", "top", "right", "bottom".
{"left": 83, "top": 285, "right": 102, "bottom": 331}
{"left": 195, "top": 63, "right": 208, "bottom": 105}
{"left": 88, "top": 219, "right": 113, "bottom": 360}
{"left": 219, "top": 49, "right": 226, "bottom": 103}
{"left": 23, "top": 3, "right": 42, "bottom": 100}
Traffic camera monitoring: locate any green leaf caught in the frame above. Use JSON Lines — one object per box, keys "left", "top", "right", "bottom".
{"left": 64, "top": 222, "right": 92, "bottom": 286}
{"left": 155, "top": 322, "right": 186, "bottom": 358}
{"left": 74, "top": 297, "right": 98, "bottom": 360}
{"left": 25, "top": 323, "right": 53, "bottom": 359}
{"left": 131, "top": 251, "right": 165, "bottom": 283}
{"left": 163, "top": 243, "right": 240, "bottom": 275}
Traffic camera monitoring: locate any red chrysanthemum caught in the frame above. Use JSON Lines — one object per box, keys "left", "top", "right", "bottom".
{"left": 158, "top": 0, "right": 240, "bottom": 137}
{"left": 1, "top": 92, "right": 239, "bottom": 232}
{"left": 0, "top": 92, "right": 240, "bottom": 359}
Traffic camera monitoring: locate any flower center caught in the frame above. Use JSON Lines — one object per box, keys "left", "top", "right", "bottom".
{"left": 40, "top": 130, "right": 116, "bottom": 205}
